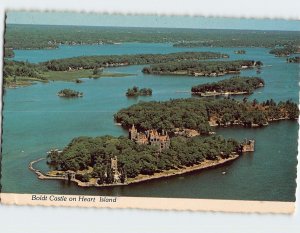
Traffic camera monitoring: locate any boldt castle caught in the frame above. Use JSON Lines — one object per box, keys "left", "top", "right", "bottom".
{"left": 129, "top": 125, "right": 170, "bottom": 152}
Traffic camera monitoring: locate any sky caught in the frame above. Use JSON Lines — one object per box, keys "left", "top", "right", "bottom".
{"left": 6, "top": 11, "right": 300, "bottom": 31}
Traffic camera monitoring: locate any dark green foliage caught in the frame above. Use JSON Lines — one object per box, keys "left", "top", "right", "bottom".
{"left": 58, "top": 89, "right": 83, "bottom": 97}
{"left": 287, "top": 57, "right": 300, "bottom": 63}
{"left": 191, "top": 77, "right": 264, "bottom": 94}
{"left": 126, "top": 86, "right": 152, "bottom": 97}
{"left": 48, "top": 135, "right": 240, "bottom": 179}
{"left": 3, "top": 60, "right": 45, "bottom": 79}
{"left": 114, "top": 98, "right": 298, "bottom": 131}
{"left": 42, "top": 52, "right": 228, "bottom": 71}
{"left": 269, "top": 45, "right": 299, "bottom": 57}
{"left": 142, "top": 60, "right": 262, "bottom": 76}
{"left": 75, "top": 173, "right": 91, "bottom": 182}
{"left": 4, "top": 48, "right": 14, "bottom": 58}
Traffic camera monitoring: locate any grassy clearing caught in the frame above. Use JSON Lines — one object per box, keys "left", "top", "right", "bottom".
{"left": 4, "top": 69, "right": 134, "bottom": 87}
{"left": 43, "top": 69, "right": 134, "bottom": 82}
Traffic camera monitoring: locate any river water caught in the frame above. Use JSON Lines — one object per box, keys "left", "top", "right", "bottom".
{"left": 2, "top": 43, "right": 298, "bottom": 201}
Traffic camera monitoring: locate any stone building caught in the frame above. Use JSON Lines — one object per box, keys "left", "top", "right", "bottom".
{"left": 110, "top": 156, "right": 121, "bottom": 183}
{"left": 129, "top": 125, "right": 170, "bottom": 152}
{"left": 240, "top": 139, "right": 255, "bottom": 152}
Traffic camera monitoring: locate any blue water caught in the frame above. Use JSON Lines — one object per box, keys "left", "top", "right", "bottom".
{"left": 2, "top": 43, "right": 299, "bottom": 201}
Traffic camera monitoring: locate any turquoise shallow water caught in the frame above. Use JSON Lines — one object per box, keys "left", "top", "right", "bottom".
{"left": 2, "top": 43, "right": 299, "bottom": 201}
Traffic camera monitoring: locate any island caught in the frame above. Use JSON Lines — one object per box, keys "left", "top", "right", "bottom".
{"left": 58, "top": 89, "right": 83, "bottom": 98}
{"left": 142, "top": 60, "right": 263, "bottom": 77}
{"left": 269, "top": 45, "right": 300, "bottom": 57}
{"left": 3, "top": 51, "right": 228, "bottom": 87}
{"left": 32, "top": 133, "right": 243, "bottom": 187}
{"left": 114, "top": 98, "right": 298, "bottom": 132}
{"left": 30, "top": 97, "right": 298, "bottom": 187}
{"left": 191, "top": 77, "right": 264, "bottom": 97}
{"left": 234, "top": 50, "right": 246, "bottom": 54}
{"left": 126, "top": 86, "right": 152, "bottom": 97}
{"left": 287, "top": 57, "right": 300, "bottom": 63}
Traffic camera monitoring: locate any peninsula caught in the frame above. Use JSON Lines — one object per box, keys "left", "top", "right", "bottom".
{"left": 191, "top": 77, "right": 264, "bottom": 96}
{"left": 142, "top": 60, "right": 263, "bottom": 77}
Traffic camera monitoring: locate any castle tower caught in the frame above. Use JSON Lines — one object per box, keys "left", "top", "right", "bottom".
{"left": 111, "top": 156, "right": 120, "bottom": 183}
{"left": 129, "top": 124, "right": 138, "bottom": 141}
{"left": 241, "top": 139, "right": 255, "bottom": 152}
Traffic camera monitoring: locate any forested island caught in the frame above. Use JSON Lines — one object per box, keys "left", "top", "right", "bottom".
{"left": 43, "top": 52, "right": 228, "bottom": 71}
{"left": 126, "top": 86, "right": 152, "bottom": 97}
{"left": 191, "top": 77, "right": 264, "bottom": 96}
{"left": 115, "top": 98, "right": 298, "bottom": 133}
{"left": 142, "top": 60, "right": 263, "bottom": 77}
{"left": 287, "top": 57, "right": 300, "bottom": 63}
{"left": 34, "top": 97, "right": 298, "bottom": 187}
{"left": 44, "top": 135, "right": 240, "bottom": 186}
{"left": 4, "top": 52, "right": 226, "bottom": 87}
{"left": 5, "top": 24, "right": 300, "bottom": 50}
{"left": 58, "top": 89, "right": 83, "bottom": 97}
{"left": 269, "top": 45, "right": 300, "bottom": 57}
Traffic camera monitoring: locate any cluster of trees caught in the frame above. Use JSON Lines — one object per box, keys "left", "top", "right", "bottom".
{"left": 287, "top": 57, "right": 300, "bottom": 63}
{"left": 58, "top": 89, "right": 83, "bottom": 97}
{"left": 269, "top": 45, "right": 299, "bottom": 57}
{"left": 4, "top": 48, "right": 15, "bottom": 58}
{"left": 114, "top": 98, "right": 299, "bottom": 132}
{"left": 191, "top": 77, "right": 264, "bottom": 94}
{"left": 126, "top": 86, "right": 153, "bottom": 97}
{"left": 48, "top": 135, "right": 240, "bottom": 182}
{"left": 42, "top": 52, "right": 228, "bottom": 71}
{"left": 5, "top": 24, "right": 300, "bottom": 50}
{"left": 142, "top": 60, "right": 263, "bottom": 76}
{"left": 3, "top": 60, "right": 45, "bottom": 79}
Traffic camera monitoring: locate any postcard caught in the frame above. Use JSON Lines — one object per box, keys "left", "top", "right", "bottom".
{"left": 1, "top": 11, "right": 299, "bottom": 213}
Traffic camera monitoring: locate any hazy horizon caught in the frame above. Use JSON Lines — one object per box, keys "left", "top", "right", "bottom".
{"left": 6, "top": 11, "right": 300, "bottom": 32}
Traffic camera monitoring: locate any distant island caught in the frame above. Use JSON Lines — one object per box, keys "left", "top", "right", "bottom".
{"left": 269, "top": 45, "right": 300, "bottom": 57}
{"left": 234, "top": 50, "right": 246, "bottom": 54}
{"left": 287, "top": 57, "right": 300, "bottom": 63}
{"left": 142, "top": 60, "right": 263, "bottom": 77}
{"left": 126, "top": 86, "right": 152, "bottom": 97}
{"left": 115, "top": 98, "right": 298, "bottom": 133}
{"left": 58, "top": 89, "right": 83, "bottom": 98}
{"left": 191, "top": 77, "right": 264, "bottom": 97}
{"left": 6, "top": 24, "right": 300, "bottom": 50}
{"left": 3, "top": 52, "right": 228, "bottom": 87}
{"left": 42, "top": 52, "right": 229, "bottom": 71}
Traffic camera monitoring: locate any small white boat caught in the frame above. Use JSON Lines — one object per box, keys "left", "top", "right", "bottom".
{"left": 222, "top": 171, "right": 226, "bottom": 175}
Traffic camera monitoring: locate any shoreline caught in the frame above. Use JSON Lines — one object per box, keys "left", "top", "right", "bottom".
{"left": 192, "top": 91, "right": 249, "bottom": 97}
{"left": 29, "top": 154, "right": 240, "bottom": 188}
